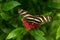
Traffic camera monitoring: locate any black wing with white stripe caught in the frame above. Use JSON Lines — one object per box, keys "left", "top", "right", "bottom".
{"left": 18, "top": 9, "right": 51, "bottom": 24}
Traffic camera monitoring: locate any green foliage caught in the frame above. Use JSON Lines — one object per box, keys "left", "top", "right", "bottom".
{"left": 0, "top": 12, "right": 11, "bottom": 20}
{"left": 57, "top": 13, "right": 60, "bottom": 17}
{"left": 56, "top": 26, "right": 60, "bottom": 40}
{"left": 2, "top": 1, "right": 20, "bottom": 11}
{"left": 0, "top": 0, "right": 60, "bottom": 40}
{"left": 29, "top": 29, "right": 46, "bottom": 40}
{"left": 6, "top": 28, "right": 27, "bottom": 40}
{"left": 48, "top": 0, "right": 60, "bottom": 9}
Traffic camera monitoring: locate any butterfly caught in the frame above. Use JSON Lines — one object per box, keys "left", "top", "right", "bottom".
{"left": 18, "top": 9, "right": 51, "bottom": 30}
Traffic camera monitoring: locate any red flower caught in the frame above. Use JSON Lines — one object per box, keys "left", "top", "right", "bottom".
{"left": 23, "top": 18, "right": 41, "bottom": 30}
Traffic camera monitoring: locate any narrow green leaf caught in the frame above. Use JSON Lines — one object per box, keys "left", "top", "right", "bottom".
{"left": 6, "top": 27, "right": 27, "bottom": 39}
{"left": 3, "top": 1, "right": 20, "bottom": 11}
{"left": 29, "top": 29, "right": 46, "bottom": 40}
{"left": 56, "top": 26, "right": 60, "bottom": 40}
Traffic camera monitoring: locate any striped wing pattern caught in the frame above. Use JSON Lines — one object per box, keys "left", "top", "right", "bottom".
{"left": 18, "top": 9, "right": 51, "bottom": 24}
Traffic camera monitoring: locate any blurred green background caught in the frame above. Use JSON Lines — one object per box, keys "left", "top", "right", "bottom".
{"left": 0, "top": 0, "right": 60, "bottom": 40}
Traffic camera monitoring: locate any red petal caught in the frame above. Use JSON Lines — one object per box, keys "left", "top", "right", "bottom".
{"left": 23, "top": 18, "right": 31, "bottom": 30}
{"left": 30, "top": 24, "right": 35, "bottom": 28}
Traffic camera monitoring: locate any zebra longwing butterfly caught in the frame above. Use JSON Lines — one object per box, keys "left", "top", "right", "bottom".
{"left": 18, "top": 9, "right": 51, "bottom": 25}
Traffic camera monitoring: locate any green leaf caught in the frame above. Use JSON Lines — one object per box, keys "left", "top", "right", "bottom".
{"left": 3, "top": 1, "right": 20, "bottom": 11}
{"left": 16, "top": 32, "right": 26, "bottom": 40}
{"left": 0, "top": 12, "right": 11, "bottom": 20}
{"left": 51, "top": 20, "right": 60, "bottom": 30}
{"left": 6, "top": 27, "right": 27, "bottom": 39}
{"left": 57, "top": 13, "right": 60, "bottom": 17}
{"left": 50, "top": 20, "right": 60, "bottom": 35}
{"left": 56, "top": 26, "right": 60, "bottom": 40}
{"left": 29, "top": 29, "right": 46, "bottom": 40}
